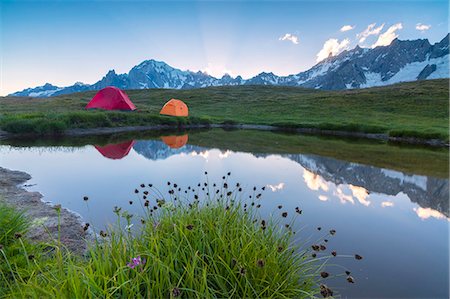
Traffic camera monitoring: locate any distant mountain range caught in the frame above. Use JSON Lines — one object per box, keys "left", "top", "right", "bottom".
{"left": 10, "top": 34, "right": 449, "bottom": 97}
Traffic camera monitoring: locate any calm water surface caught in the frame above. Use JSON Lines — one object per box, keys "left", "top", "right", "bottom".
{"left": 1, "top": 129, "right": 448, "bottom": 298}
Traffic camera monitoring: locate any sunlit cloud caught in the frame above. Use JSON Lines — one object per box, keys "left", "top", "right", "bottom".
{"left": 279, "top": 33, "right": 299, "bottom": 44}
{"left": 303, "top": 169, "right": 329, "bottom": 191}
{"left": 414, "top": 207, "right": 449, "bottom": 221}
{"left": 416, "top": 23, "right": 431, "bottom": 31}
{"left": 349, "top": 185, "right": 370, "bottom": 206}
{"left": 381, "top": 201, "right": 394, "bottom": 208}
{"left": 334, "top": 186, "right": 354, "bottom": 204}
{"left": 191, "top": 150, "right": 210, "bottom": 160}
{"left": 267, "top": 182, "right": 285, "bottom": 192}
{"left": 201, "top": 63, "right": 234, "bottom": 78}
{"left": 219, "top": 150, "right": 231, "bottom": 159}
{"left": 318, "top": 195, "right": 328, "bottom": 201}
{"left": 316, "top": 38, "right": 350, "bottom": 62}
{"left": 371, "top": 23, "right": 403, "bottom": 48}
{"left": 340, "top": 25, "right": 355, "bottom": 32}
{"left": 358, "top": 23, "right": 385, "bottom": 43}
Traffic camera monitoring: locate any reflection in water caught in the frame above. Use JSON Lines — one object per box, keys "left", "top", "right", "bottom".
{"left": 94, "top": 140, "right": 135, "bottom": 160}
{"left": 381, "top": 201, "right": 394, "bottom": 208}
{"left": 129, "top": 139, "right": 449, "bottom": 221}
{"left": 302, "top": 169, "right": 329, "bottom": 192}
{"left": 414, "top": 207, "right": 449, "bottom": 221}
{"left": 290, "top": 153, "right": 449, "bottom": 219}
{"left": 266, "top": 182, "right": 285, "bottom": 192}
{"left": 160, "top": 134, "right": 189, "bottom": 149}
{"left": 1, "top": 132, "right": 448, "bottom": 298}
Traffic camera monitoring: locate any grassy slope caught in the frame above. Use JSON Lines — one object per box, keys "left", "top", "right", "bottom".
{"left": 0, "top": 79, "right": 448, "bottom": 140}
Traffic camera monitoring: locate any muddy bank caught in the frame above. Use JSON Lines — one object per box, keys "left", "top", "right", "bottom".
{"left": 1, "top": 124, "right": 448, "bottom": 147}
{"left": 0, "top": 167, "right": 92, "bottom": 254}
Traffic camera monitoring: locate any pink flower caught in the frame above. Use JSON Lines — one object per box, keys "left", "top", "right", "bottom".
{"left": 127, "top": 256, "right": 146, "bottom": 269}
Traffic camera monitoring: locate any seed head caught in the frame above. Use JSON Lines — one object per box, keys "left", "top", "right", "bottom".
{"left": 320, "top": 284, "right": 333, "bottom": 298}
{"left": 172, "top": 287, "right": 181, "bottom": 297}
{"left": 257, "top": 259, "right": 265, "bottom": 268}
{"left": 231, "top": 258, "right": 237, "bottom": 268}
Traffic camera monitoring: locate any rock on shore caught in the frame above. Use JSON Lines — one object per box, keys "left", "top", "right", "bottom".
{"left": 0, "top": 167, "right": 91, "bottom": 253}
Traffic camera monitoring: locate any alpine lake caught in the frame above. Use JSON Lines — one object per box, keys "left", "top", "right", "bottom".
{"left": 1, "top": 128, "right": 448, "bottom": 298}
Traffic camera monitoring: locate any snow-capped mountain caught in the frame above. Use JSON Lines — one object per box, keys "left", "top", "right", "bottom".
{"left": 9, "top": 34, "right": 449, "bottom": 97}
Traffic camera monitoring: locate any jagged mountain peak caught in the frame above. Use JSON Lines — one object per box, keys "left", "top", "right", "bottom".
{"left": 8, "top": 34, "right": 449, "bottom": 97}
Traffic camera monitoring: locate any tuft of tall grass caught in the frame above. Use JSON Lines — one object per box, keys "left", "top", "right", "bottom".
{"left": 0, "top": 183, "right": 326, "bottom": 298}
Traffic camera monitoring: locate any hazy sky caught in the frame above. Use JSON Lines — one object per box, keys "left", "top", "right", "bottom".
{"left": 0, "top": 0, "right": 448, "bottom": 95}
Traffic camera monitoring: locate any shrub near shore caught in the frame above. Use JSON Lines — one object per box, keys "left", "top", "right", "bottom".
{"left": 1, "top": 176, "right": 362, "bottom": 298}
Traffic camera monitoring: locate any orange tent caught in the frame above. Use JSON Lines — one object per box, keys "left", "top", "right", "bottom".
{"left": 160, "top": 99, "right": 189, "bottom": 117}
{"left": 161, "top": 135, "right": 188, "bottom": 149}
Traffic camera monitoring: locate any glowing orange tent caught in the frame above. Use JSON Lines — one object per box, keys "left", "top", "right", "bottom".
{"left": 161, "top": 135, "right": 188, "bottom": 149}
{"left": 94, "top": 140, "right": 135, "bottom": 160}
{"left": 159, "top": 99, "right": 188, "bottom": 117}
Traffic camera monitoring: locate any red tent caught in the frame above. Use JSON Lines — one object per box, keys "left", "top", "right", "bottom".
{"left": 86, "top": 86, "right": 136, "bottom": 110}
{"left": 94, "top": 140, "right": 135, "bottom": 160}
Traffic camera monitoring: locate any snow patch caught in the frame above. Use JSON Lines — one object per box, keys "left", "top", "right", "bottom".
{"left": 381, "top": 169, "right": 428, "bottom": 191}
{"left": 29, "top": 88, "right": 62, "bottom": 97}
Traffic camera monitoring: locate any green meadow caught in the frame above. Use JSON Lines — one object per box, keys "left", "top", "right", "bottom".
{"left": 0, "top": 79, "right": 448, "bottom": 141}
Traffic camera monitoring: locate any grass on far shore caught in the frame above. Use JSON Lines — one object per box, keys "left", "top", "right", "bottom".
{"left": 0, "top": 181, "right": 333, "bottom": 298}
{"left": 0, "top": 79, "right": 448, "bottom": 141}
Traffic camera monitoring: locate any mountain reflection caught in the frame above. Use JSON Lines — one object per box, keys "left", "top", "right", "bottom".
{"left": 130, "top": 139, "right": 449, "bottom": 219}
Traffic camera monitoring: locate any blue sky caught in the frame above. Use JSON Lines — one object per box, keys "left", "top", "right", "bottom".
{"left": 0, "top": 0, "right": 448, "bottom": 95}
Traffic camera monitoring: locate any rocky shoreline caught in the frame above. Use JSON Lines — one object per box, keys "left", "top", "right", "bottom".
{"left": 0, "top": 167, "right": 92, "bottom": 254}
{"left": 1, "top": 124, "right": 448, "bottom": 147}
